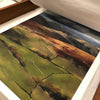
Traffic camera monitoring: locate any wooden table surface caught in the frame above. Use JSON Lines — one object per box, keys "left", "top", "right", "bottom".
{"left": 0, "top": 0, "right": 38, "bottom": 24}
{"left": 0, "top": 0, "right": 100, "bottom": 100}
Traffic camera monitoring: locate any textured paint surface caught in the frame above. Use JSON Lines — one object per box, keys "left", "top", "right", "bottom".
{"left": 0, "top": 11, "right": 100, "bottom": 100}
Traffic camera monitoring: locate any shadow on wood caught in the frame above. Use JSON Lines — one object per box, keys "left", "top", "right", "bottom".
{"left": 0, "top": 0, "right": 38, "bottom": 24}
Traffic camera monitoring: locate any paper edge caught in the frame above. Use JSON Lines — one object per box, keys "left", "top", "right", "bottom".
{"left": 0, "top": 7, "right": 46, "bottom": 33}
{"left": 0, "top": 81, "right": 20, "bottom": 100}
{"left": 72, "top": 52, "right": 100, "bottom": 100}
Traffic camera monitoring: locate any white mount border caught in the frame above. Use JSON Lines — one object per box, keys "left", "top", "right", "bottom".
{"left": 0, "top": 81, "right": 20, "bottom": 100}
{"left": 72, "top": 52, "right": 100, "bottom": 100}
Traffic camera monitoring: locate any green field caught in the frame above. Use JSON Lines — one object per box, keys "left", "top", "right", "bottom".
{"left": 0, "top": 24, "right": 89, "bottom": 100}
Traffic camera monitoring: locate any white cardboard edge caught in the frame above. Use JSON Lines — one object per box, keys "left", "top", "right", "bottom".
{"left": 0, "top": 7, "right": 100, "bottom": 100}
{"left": 0, "top": 81, "right": 20, "bottom": 100}
{"left": 0, "top": 7, "right": 46, "bottom": 33}
{"left": 72, "top": 52, "right": 100, "bottom": 100}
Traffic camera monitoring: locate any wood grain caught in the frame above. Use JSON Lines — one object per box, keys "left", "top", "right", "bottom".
{"left": 0, "top": 0, "right": 38, "bottom": 24}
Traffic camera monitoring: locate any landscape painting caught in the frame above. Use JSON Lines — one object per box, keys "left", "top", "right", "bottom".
{"left": 0, "top": 11, "right": 100, "bottom": 100}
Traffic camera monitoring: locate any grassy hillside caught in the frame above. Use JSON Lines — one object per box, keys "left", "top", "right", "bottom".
{"left": 0, "top": 16, "right": 98, "bottom": 100}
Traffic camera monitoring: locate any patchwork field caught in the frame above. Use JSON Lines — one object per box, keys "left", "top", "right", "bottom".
{"left": 0, "top": 12, "right": 99, "bottom": 100}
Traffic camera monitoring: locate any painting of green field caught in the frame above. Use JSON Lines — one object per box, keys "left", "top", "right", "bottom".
{"left": 0, "top": 11, "right": 100, "bottom": 100}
